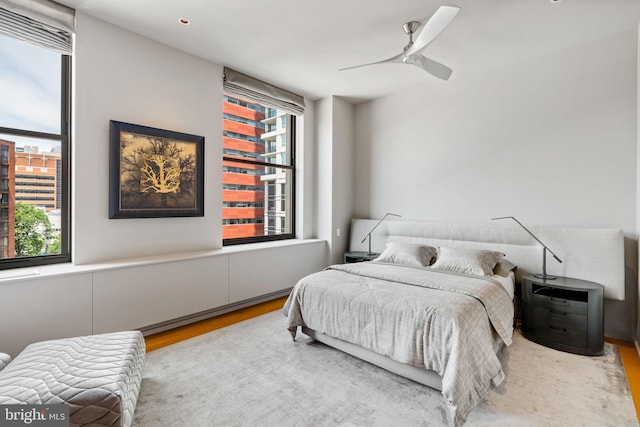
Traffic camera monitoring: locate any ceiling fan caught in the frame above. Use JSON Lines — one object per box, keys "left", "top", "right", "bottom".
{"left": 339, "top": 5, "right": 460, "bottom": 81}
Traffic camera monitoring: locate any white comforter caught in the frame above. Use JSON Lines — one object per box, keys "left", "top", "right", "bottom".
{"left": 283, "top": 262, "right": 514, "bottom": 426}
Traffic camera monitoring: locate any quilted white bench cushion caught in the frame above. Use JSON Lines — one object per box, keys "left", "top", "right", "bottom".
{"left": 0, "top": 331, "right": 145, "bottom": 427}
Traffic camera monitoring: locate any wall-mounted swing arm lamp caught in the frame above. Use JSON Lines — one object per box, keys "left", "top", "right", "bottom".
{"left": 491, "top": 216, "right": 562, "bottom": 280}
{"left": 361, "top": 213, "right": 402, "bottom": 256}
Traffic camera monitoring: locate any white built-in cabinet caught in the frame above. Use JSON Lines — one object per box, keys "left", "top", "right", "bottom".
{"left": 0, "top": 240, "right": 326, "bottom": 357}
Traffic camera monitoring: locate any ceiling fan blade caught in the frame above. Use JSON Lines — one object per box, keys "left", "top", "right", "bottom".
{"left": 414, "top": 55, "right": 453, "bottom": 80}
{"left": 339, "top": 52, "right": 404, "bottom": 71}
{"left": 406, "top": 5, "right": 460, "bottom": 56}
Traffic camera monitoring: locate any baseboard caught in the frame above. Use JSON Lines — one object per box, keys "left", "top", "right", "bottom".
{"left": 139, "top": 288, "right": 291, "bottom": 336}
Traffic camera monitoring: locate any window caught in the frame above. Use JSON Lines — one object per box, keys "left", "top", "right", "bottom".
{"left": 222, "top": 67, "right": 304, "bottom": 245}
{"left": 222, "top": 95, "right": 295, "bottom": 244}
{"left": 0, "top": 2, "right": 73, "bottom": 268}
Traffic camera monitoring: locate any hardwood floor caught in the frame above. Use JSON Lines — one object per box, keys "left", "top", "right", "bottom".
{"left": 144, "top": 297, "right": 640, "bottom": 421}
{"left": 608, "top": 337, "right": 640, "bottom": 419}
{"left": 144, "top": 297, "right": 288, "bottom": 352}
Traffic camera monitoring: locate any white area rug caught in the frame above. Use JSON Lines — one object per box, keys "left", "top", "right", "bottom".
{"left": 133, "top": 311, "right": 637, "bottom": 426}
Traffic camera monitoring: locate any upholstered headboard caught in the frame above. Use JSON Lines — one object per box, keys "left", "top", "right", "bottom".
{"left": 349, "top": 219, "right": 625, "bottom": 300}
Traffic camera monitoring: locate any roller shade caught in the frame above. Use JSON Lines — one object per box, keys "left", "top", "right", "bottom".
{"left": 223, "top": 67, "right": 305, "bottom": 116}
{"left": 0, "top": 0, "right": 74, "bottom": 54}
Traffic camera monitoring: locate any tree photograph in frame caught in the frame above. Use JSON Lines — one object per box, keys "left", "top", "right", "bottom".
{"left": 109, "top": 121, "right": 204, "bottom": 218}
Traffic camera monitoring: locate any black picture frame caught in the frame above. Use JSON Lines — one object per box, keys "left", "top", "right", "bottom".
{"left": 109, "top": 120, "right": 204, "bottom": 219}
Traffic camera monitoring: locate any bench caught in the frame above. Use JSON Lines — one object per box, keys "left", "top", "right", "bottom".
{"left": 0, "top": 331, "right": 145, "bottom": 427}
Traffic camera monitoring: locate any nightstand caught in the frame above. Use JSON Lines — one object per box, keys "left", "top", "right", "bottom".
{"left": 344, "top": 251, "right": 379, "bottom": 263}
{"left": 521, "top": 275, "right": 604, "bottom": 356}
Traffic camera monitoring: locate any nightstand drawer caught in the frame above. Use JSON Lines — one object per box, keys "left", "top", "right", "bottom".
{"left": 532, "top": 325, "right": 588, "bottom": 349}
{"left": 530, "top": 292, "right": 588, "bottom": 315}
{"left": 532, "top": 305, "right": 587, "bottom": 331}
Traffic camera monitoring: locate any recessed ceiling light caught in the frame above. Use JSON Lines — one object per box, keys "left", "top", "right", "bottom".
{"left": 549, "top": 0, "right": 562, "bottom": 3}
{"left": 179, "top": 18, "right": 191, "bottom": 25}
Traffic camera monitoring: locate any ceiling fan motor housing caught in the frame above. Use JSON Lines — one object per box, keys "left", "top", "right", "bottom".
{"left": 403, "top": 21, "right": 421, "bottom": 35}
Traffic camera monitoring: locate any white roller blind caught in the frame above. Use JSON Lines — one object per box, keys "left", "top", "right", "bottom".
{"left": 223, "top": 67, "right": 305, "bottom": 116}
{"left": 0, "top": 0, "right": 74, "bottom": 54}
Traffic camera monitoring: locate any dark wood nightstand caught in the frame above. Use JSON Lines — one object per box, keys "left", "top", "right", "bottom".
{"left": 521, "top": 275, "right": 604, "bottom": 356}
{"left": 344, "top": 251, "right": 379, "bottom": 263}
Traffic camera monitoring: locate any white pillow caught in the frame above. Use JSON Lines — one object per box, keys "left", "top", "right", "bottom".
{"left": 431, "top": 247, "right": 505, "bottom": 276}
{"left": 372, "top": 242, "right": 437, "bottom": 267}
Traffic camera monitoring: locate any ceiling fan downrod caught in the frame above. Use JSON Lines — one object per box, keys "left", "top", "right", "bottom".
{"left": 402, "top": 21, "right": 421, "bottom": 62}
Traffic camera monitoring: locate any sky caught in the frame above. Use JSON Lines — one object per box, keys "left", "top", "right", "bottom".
{"left": 0, "top": 33, "right": 61, "bottom": 152}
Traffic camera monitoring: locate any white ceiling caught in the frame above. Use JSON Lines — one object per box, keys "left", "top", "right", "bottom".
{"left": 57, "top": 0, "right": 640, "bottom": 103}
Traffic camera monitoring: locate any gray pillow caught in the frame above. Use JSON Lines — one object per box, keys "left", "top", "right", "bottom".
{"left": 0, "top": 353, "right": 11, "bottom": 372}
{"left": 494, "top": 258, "right": 517, "bottom": 277}
{"left": 431, "top": 247, "right": 505, "bottom": 276}
{"left": 372, "top": 242, "right": 437, "bottom": 267}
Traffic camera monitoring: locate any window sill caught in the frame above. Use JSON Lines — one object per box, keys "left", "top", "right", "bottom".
{"left": 0, "top": 238, "right": 325, "bottom": 283}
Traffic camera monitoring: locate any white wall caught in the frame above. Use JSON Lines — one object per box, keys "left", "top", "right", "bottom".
{"left": 316, "top": 96, "right": 355, "bottom": 265}
{"left": 73, "top": 14, "right": 222, "bottom": 264}
{"left": 316, "top": 98, "right": 333, "bottom": 263}
{"left": 0, "top": 13, "right": 327, "bottom": 356}
{"left": 354, "top": 30, "right": 638, "bottom": 339}
{"left": 332, "top": 97, "right": 355, "bottom": 264}
{"left": 297, "top": 101, "right": 316, "bottom": 240}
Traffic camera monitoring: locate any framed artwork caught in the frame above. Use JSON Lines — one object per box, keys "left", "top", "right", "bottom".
{"left": 109, "top": 120, "right": 204, "bottom": 219}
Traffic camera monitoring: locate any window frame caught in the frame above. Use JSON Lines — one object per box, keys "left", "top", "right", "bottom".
{"left": 0, "top": 53, "right": 71, "bottom": 269}
{"left": 222, "top": 109, "right": 296, "bottom": 246}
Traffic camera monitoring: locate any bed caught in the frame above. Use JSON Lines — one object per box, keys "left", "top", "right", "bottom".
{"left": 283, "top": 219, "right": 625, "bottom": 426}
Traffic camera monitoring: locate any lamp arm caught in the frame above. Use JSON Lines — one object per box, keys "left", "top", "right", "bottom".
{"left": 360, "top": 213, "right": 401, "bottom": 243}
{"left": 491, "top": 216, "right": 563, "bottom": 263}
{"left": 360, "top": 213, "right": 401, "bottom": 256}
